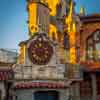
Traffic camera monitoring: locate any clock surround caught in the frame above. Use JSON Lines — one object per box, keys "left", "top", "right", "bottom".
{"left": 28, "top": 35, "right": 53, "bottom": 65}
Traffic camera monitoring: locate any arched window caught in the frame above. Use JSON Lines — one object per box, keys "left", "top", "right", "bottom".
{"left": 34, "top": 91, "right": 59, "bottom": 100}
{"left": 86, "top": 30, "right": 100, "bottom": 61}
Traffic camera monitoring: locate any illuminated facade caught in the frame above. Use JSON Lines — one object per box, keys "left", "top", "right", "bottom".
{"left": 79, "top": 14, "right": 100, "bottom": 100}
{"left": 13, "top": 0, "right": 81, "bottom": 100}
{"left": 1, "top": 0, "right": 99, "bottom": 100}
{"left": 27, "top": 0, "right": 50, "bottom": 36}
{"left": 18, "top": 0, "right": 72, "bottom": 64}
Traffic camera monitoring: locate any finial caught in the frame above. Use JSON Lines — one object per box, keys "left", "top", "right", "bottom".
{"left": 80, "top": 6, "right": 85, "bottom": 15}
{"left": 69, "top": 0, "right": 73, "bottom": 18}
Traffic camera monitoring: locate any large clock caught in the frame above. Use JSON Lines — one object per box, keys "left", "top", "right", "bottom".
{"left": 28, "top": 35, "right": 53, "bottom": 65}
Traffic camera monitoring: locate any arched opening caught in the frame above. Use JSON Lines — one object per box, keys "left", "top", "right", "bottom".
{"left": 86, "top": 29, "right": 100, "bottom": 61}
{"left": 34, "top": 91, "right": 59, "bottom": 100}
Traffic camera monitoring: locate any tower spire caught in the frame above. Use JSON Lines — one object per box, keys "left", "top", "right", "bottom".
{"left": 65, "top": 0, "right": 73, "bottom": 32}
{"left": 65, "top": 0, "right": 77, "bottom": 64}
{"left": 69, "top": 0, "right": 73, "bottom": 20}
{"left": 80, "top": 6, "right": 85, "bottom": 15}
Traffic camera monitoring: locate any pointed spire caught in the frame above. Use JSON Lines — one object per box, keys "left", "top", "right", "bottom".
{"left": 69, "top": 0, "right": 73, "bottom": 20}
{"left": 65, "top": 0, "right": 73, "bottom": 32}
{"left": 80, "top": 6, "right": 85, "bottom": 15}
{"left": 65, "top": 0, "right": 73, "bottom": 22}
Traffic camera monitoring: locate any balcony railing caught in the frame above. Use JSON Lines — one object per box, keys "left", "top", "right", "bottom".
{"left": 13, "top": 63, "right": 82, "bottom": 81}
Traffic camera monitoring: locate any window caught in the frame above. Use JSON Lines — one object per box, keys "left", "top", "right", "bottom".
{"left": 34, "top": 91, "right": 59, "bottom": 100}
{"left": 94, "top": 31, "right": 100, "bottom": 41}
{"left": 86, "top": 30, "right": 100, "bottom": 61}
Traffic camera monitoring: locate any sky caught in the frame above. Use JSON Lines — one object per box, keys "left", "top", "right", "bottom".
{"left": 0, "top": 0, "right": 100, "bottom": 50}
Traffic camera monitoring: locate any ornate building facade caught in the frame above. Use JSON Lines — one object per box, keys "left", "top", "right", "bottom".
{"left": 12, "top": 0, "right": 81, "bottom": 100}
{"left": 79, "top": 14, "right": 100, "bottom": 100}
{"left": 1, "top": 0, "right": 100, "bottom": 100}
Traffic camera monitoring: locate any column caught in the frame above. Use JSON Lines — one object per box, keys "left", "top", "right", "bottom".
{"left": 91, "top": 73, "right": 97, "bottom": 100}
{"left": 70, "top": 83, "right": 80, "bottom": 100}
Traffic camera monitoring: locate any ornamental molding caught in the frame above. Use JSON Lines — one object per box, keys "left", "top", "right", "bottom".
{"left": 28, "top": 34, "right": 54, "bottom": 65}
{"left": 81, "top": 22, "right": 100, "bottom": 39}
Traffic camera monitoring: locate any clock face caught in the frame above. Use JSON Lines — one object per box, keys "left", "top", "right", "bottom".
{"left": 28, "top": 36, "right": 53, "bottom": 65}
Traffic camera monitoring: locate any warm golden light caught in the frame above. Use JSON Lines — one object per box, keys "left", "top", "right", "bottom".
{"left": 65, "top": 0, "right": 77, "bottom": 64}
{"left": 69, "top": 23, "right": 77, "bottom": 64}
{"left": 49, "top": 24, "right": 57, "bottom": 40}
{"left": 47, "top": 0, "right": 60, "bottom": 16}
{"left": 18, "top": 44, "right": 26, "bottom": 64}
{"left": 28, "top": 3, "right": 37, "bottom": 36}
{"left": 65, "top": 0, "right": 73, "bottom": 33}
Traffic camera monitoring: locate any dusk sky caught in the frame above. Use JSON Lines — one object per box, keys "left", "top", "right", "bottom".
{"left": 0, "top": 0, "right": 100, "bottom": 50}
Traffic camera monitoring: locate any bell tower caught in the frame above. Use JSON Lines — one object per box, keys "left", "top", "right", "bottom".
{"left": 27, "top": 0, "right": 50, "bottom": 37}
{"left": 13, "top": 0, "right": 81, "bottom": 97}
{"left": 15, "top": 0, "right": 66, "bottom": 80}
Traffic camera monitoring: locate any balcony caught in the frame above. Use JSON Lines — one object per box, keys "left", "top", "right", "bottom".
{"left": 13, "top": 63, "right": 82, "bottom": 81}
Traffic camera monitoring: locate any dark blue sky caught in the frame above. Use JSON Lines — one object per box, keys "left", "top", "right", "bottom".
{"left": 0, "top": 0, "right": 100, "bottom": 50}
